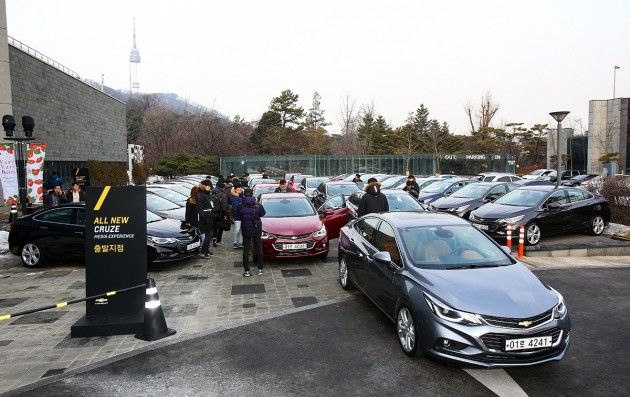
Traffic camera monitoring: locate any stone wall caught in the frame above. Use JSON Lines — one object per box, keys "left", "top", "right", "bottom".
{"left": 7, "top": 45, "right": 126, "bottom": 163}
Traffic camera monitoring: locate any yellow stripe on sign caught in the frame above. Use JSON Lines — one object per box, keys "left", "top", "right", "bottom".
{"left": 94, "top": 186, "right": 111, "bottom": 211}
{"left": 0, "top": 314, "right": 11, "bottom": 321}
{"left": 107, "top": 291, "right": 116, "bottom": 296}
{"left": 56, "top": 302, "right": 68, "bottom": 308}
{"left": 75, "top": 168, "right": 80, "bottom": 175}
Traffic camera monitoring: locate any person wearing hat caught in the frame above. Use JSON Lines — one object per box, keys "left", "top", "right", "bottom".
{"left": 196, "top": 180, "right": 215, "bottom": 258}
{"left": 352, "top": 173, "right": 363, "bottom": 183}
{"left": 358, "top": 177, "right": 389, "bottom": 217}
{"left": 237, "top": 188, "right": 266, "bottom": 277}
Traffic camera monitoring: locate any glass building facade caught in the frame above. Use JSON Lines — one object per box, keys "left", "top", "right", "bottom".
{"left": 221, "top": 154, "right": 516, "bottom": 178}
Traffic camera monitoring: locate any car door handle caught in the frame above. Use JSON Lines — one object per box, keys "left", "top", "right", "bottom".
{"left": 358, "top": 252, "right": 364, "bottom": 258}
{"left": 39, "top": 226, "right": 48, "bottom": 230}
{"left": 74, "top": 231, "right": 84, "bottom": 235}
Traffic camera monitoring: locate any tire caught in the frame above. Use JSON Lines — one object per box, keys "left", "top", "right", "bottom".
{"left": 589, "top": 214, "right": 605, "bottom": 236}
{"left": 339, "top": 256, "right": 354, "bottom": 290}
{"left": 525, "top": 222, "right": 541, "bottom": 246}
{"left": 397, "top": 304, "right": 420, "bottom": 357}
{"left": 21, "top": 242, "right": 45, "bottom": 268}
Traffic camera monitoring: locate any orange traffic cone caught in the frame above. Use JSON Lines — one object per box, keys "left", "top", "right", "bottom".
{"left": 135, "top": 278, "right": 176, "bottom": 341}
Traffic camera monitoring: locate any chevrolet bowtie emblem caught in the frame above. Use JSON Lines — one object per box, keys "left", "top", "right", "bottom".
{"left": 518, "top": 320, "right": 532, "bottom": 328}
{"left": 95, "top": 298, "right": 108, "bottom": 304}
{"left": 292, "top": 236, "right": 297, "bottom": 240}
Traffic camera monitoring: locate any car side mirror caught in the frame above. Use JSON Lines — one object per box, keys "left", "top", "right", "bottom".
{"left": 322, "top": 208, "right": 334, "bottom": 217}
{"left": 373, "top": 251, "right": 392, "bottom": 265}
{"left": 547, "top": 201, "right": 560, "bottom": 209}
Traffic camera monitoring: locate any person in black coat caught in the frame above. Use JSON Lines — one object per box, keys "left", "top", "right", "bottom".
{"left": 196, "top": 180, "right": 215, "bottom": 258}
{"left": 357, "top": 178, "right": 389, "bottom": 217}
{"left": 237, "top": 188, "right": 266, "bottom": 277}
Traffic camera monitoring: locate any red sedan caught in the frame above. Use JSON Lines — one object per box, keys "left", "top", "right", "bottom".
{"left": 259, "top": 193, "right": 330, "bottom": 259}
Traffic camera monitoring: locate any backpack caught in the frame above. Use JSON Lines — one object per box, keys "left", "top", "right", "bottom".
{"left": 210, "top": 192, "right": 221, "bottom": 215}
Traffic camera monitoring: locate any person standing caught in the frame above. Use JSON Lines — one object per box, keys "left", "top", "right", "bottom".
{"left": 237, "top": 188, "right": 266, "bottom": 277}
{"left": 357, "top": 177, "right": 389, "bottom": 217}
{"left": 230, "top": 183, "right": 244, "bottom": 249}
{"left": 352, "top": 173, "right": 363, "bottom": 183}
{"left": 407, "top": 175, "right": 420, "bottom": 192}
{"left": 402, "top": 180, "right": 419, "bottom": 199}
{"left": 196, "top": 180, "right": 215, "bottom": 258}
{"left": 43, "top": 185, "right": 69, "bottom": 208}
{"left": 185, "top": 185, "right": 203, "bottom": 243}
{"left": 66, "top": 182, "right": 85, "bottom": 202}
{"left": 274, "top": 179, "right": 290, "bottom": 193}
{"left": 45, "top": 171, "right": 64, "bottom": 190}
{"left": 212, "top": 182, "right": 229, "bottom": 246}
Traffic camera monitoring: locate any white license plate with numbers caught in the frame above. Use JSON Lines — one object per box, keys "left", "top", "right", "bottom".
{"left": 187, "top": 241, "right": 201, "bottom": 250}
{"left": 505, "top": 336, "right": 552, "bottom": 351}
{"left": 282, "top": 243, "right": 307, "bottom": 250}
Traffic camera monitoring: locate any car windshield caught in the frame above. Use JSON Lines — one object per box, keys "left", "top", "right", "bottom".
{"left": 307, "top": 178, "right": 330, "bottom": 188}
{"left": 380, "top": 176, "right": 406, "bottom": 189}
{"left": 386, "top": 194, "right": 426, "bottom": 211}
{"left": 327, "top": 184, "right": 360, "bottom": 196}
{"left": 150, "top": 189, "right": 187, "bottom": 202}
{"left": 528, "top": 170, "right": 546, "bottom": 176}
{"left": 452, "top": 184, "right": 491, "bottom": 198}
{"left": 261, "top": 197, "right": 317, "bottom": 218}
{"left": 146, "top": 210, "right": 163, "bottom": 223}
{"left": 494, "top": 189, "right": 547, "bottom": 207}
{"left": 254, "top": 186, "right": 277, "bottom": 198}
{"left": 399, "top": 224, "right": 513, "bottom": 269}
{"left": 146, "top": 194, "right": 179, "bottom": 211}
{"left": 420, "top": 181, "right": 450, "bottom": 193}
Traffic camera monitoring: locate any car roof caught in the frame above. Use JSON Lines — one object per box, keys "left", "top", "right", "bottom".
{"left": 374, "top": 211, "right": 470, "bottom": 227}
{"left": 259, "top": 192, "right": 307, "bottom": 199}
{"left": 517, "top": 185, "right": 557, "bottom": 192}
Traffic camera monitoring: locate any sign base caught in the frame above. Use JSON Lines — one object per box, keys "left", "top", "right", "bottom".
{"left": 71, "top": 313, "right": 143, "bottom": 337}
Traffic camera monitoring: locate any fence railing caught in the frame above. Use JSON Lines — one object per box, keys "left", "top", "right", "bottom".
{"left": 8, "top": 36, "right": 81, "bottom": 80}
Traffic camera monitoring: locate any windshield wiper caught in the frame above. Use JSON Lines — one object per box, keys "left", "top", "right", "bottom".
{"left": 446, "top": 264, "right": 500, "bottom": 270}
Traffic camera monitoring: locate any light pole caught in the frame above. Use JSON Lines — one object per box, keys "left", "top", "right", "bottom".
{"left": 549, "top": 111, "right": 570, "bottom": 188}
{"left": 613, "top": 65, "right": 620, "bottom": 98}
{"left": 2, "top": 115, "right": 36, "bottom": 215}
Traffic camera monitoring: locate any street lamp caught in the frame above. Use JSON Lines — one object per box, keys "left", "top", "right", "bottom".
{"left": 613, "top": 65, "right": 620, "bottom": 98}
{"left": 2, "top": 115, "right": 36, "bottom": 215}
{"left": 549, "top": 111, "right": 570, "bottom": 188}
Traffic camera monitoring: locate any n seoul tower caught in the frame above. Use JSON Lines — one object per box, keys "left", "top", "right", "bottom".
{"left": 129, "top": 18, "right": 141, "bottom": 94}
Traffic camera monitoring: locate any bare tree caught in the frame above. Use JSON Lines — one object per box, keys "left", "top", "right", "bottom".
{"left": 464, "top": 91, "right": 500, "bottom": 133}
{"left": 335, "top": 93, "right": 359, "bottom": 155}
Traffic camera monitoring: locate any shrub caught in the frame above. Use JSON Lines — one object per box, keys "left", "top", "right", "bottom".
{"left": 583, "top": 175, "right": 630, "bottom": 225}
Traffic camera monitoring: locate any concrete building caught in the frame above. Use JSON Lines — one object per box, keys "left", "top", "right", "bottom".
{"left": 0, "top": 0, "right": 127, "bottom": 193}
{"left": 588, "top": 98, "right": 629, "bottom": 175}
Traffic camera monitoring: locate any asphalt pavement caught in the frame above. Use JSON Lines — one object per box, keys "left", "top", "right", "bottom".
{"left": 1, "top": 228, "right": 629, "bottom": 396}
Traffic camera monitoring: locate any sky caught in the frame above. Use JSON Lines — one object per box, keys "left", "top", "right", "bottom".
{"left": 5, "top": 0, "right": 630, "bottom": 135}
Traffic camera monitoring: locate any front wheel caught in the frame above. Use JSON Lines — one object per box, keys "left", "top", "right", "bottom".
{"left": 589, "top": 214, "right": 605, "bottom": 236}
{"left": 397, "top": 304, "right": 420, "bottom": 357}
{"left": 525, "top": 222, "right": 542, "bottom": 246}
{"left": 339, "top": 256, "right": 354, "bottom": 290}
{"left": 21, "top": 242, "right": 45, "bottom": 268}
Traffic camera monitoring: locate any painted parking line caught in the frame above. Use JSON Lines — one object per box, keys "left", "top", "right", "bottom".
{"left": 465, "top": 369, "right": 529, "bottom": 397}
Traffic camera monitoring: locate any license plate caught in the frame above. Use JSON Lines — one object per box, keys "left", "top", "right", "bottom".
{"left": 505, "top": 336, "right": 553, "bottom": 351}
{"left": 473, "top": 223, "right": 489, "bottom": 230}
{"left": 282, "top": 243, "right": 307, "bottom": 250}
{"left": 187, "top": 241, "right": 201, "bottom": 250}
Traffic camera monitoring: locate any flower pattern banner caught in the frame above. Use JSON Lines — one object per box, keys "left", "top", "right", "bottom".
{"left": 25, "top": 143, "right": 46, "bottom": 204}
{"left": 0, "top": 144, "right": 19, "bottom": 205}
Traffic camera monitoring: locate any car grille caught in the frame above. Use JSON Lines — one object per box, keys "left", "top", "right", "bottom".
{"left": 481, "top": 309, "right": 553, "bottom": 328}
{"left": 272, "top": 241, "right": 316, "bottom": 251}
{"left": 273, "top": 232, "right": 313, "bottom": 239}
{"left": 481, "top": 327, "right": 562, "bottom": 352}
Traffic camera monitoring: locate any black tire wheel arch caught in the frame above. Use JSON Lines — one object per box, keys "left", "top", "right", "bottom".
{"left": 396, "top": 302, "right": 420, "bottom": 357}
{"left": 339, "top": 255, "right": 355, "bottom": 290}
{"left": 589, "top": 214, "right": 606, "bottom": 236}
{"left": 525, "top": 222, "right": 542, "bottom": 246}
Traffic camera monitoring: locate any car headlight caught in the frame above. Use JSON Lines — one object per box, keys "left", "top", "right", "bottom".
{"left": 261, "top": 231, "right": 276, "bottom": 239}
{"left": 147, "top": 236, "right": 178, "bottom": 244}
{"left": 497, "top": 215, "right": 524, "bottom": 224}
{"left": 553, "top": 291, "right": 567, "bottom": 319}
{"left": 424, "top": 293, "right": 482, "bottom": 326}
{"left": 455, "top": 204, "right": 470, "bottom": 212}
{"left": 312, "top": 224, "right": 327, "bottom": 238}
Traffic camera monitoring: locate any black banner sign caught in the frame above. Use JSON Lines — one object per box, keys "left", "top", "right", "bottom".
{"left": 71, "top": 186, "right": 147, "bottom": 337}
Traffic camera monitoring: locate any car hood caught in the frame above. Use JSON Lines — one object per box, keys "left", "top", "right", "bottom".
{"left": 262, "top": 215, "right": 322, "bottom": 235}
{"left": 431, "top": 196, "right": 478, "bottom": 209}
{"left": 417, "top": 264, "right": 557, "bottom": 317}
{"left": 417, "top": 192, "right": 442, "bottom": 202}
{"left": 147, "top": 218, "right": 193, "bottom": 238}
{"left": 471, "top": 203, "right": 530, "bottom": 218}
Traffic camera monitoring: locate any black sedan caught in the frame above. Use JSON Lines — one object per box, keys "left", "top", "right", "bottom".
{"left": 417, "top": 178, "right": 478, "bottom": 205}
{"left": 8, "top": 204, "right": 200, "bottom": 267}
{"left": 469, "top": 185, "right": 610, "bottom": 245}
{"left": 337, "top": 211, "right": 571, "bottom": 367}
{"left": 429, "top": 182, "right": 519, "bottom": 219}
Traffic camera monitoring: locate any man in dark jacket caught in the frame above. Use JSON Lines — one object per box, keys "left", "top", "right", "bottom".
{"left": 237, "top": 188, "right": 266, "bottom": 277}
{"left": 407, "top": 175, "right": 420, "bottom": 192}
{"left": 196, "top": 180, "right": 215, "bottom": 258}
{"left": 357, "top": 178, "right": 389, "bottom": 217}
{"left": 43, "top": 185, "right": 69, "bottom": 208}
{"left": 212, "top": 182, "right": 230, "bottom": 246}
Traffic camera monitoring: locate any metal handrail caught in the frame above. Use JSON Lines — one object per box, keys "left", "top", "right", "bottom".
{"left": 8, "top": 36, "right": 81, "bottom": 80}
